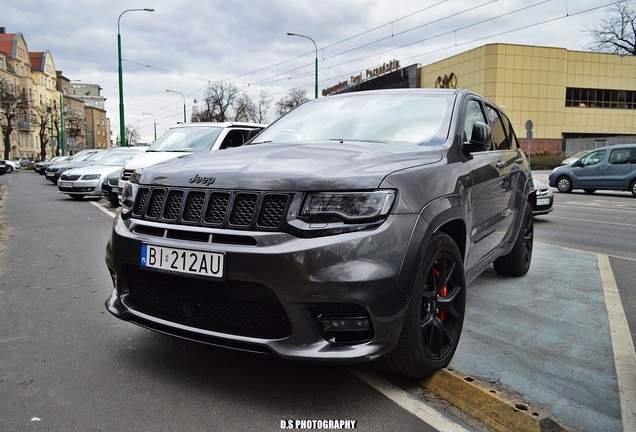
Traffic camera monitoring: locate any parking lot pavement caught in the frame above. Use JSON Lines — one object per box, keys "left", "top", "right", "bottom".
{"left": 439, "top": 242, "right": 630, "bottom": 432}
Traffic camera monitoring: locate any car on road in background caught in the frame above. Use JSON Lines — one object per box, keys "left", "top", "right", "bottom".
{"left": 560, "top": 149, "right": 592, "bottom": 166}
{"left": 14, "top": 157, "right": 31, "bottom": 168}
{"left": 117, "top": 122, "right": 266, "bottom": 204}
{"left": 2, "top": 159, "right": 20, "bottom": 173}
{"left": 106, "top": 89, "right": 534, "bottom": 379}
{"left": 530, "top": 178, "right": 553, "bottom": 216}
{"left": 58, "top": 148, "right": 148, "bottom": 200}
{"left": 549, "top": 144, "right": 636, "bottom": 196}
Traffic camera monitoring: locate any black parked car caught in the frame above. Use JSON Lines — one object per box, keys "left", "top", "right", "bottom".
{"left": 0, "top": 159, "right": 7, "bottom": 175}
{"left": 106, "top": 89, "right": 533, "bottom": 378}
{"left": 530, "top": 178, "right": 554, "bottom": 216}
{"left": 101, "top": 171, "right": 121, "bottom": 205}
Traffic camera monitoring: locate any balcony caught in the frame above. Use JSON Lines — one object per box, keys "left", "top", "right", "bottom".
{"left": 18, "top": 121, "right": 31, "bottom": 131}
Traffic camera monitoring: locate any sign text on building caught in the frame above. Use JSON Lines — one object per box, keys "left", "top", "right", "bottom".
{"left": 322, "top": 59, "right": 401, "bottom": 96}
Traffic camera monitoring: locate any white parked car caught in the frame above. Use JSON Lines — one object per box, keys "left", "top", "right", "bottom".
{"left": 117, "top": 122, "right": 265, "bottom": 203}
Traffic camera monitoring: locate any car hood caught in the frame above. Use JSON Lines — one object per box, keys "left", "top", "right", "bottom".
{"left": 50, "top": 160, "right": 94, "bottom": 170}
{"left": 139, "top": 141, "right": 444, "bottom": 190}
{"left": 123, "top": 151, "right": 193, "bottom": 171}
{"left": 64, "top": 164, "right": 124, "bottom": 176}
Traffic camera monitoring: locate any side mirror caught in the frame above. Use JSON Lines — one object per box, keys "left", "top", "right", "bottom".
{"left": 463, "top": 122, "right": 492, "bottom": 153}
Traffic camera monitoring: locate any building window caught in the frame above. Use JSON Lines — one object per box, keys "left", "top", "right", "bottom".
{"left": 566, "top": 87, "right": 635, "bottom": 109}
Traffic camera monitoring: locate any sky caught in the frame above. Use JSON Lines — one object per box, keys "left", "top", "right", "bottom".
{"left": 3, "top": 0, "right": 616, "bottom": 143}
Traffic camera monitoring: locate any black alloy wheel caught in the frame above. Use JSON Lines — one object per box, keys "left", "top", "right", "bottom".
{"left": 419, "top": 250, "right": 465, "bottom": 362}
{"left": 494, "top": 204, "right": 533, "bottom": 276}
{"left": 380, "top": 232, "right": 465, "bottom": 378}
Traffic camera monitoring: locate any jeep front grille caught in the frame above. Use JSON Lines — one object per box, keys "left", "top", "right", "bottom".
{"left": 132, "top": 186, "right": 291, "bottom": 230}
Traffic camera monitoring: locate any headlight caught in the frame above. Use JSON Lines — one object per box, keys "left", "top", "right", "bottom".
{"left": 301, "top": 190, "right": 395, "bottom": 221}
{"left": 120, "top": 170, "right": 142, "bottom": 215}
{"left": 81, "top": 174, "right": 101, "bottom": 180}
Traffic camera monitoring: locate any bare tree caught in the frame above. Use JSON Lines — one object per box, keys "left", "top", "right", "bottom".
{"left": 194, "top": 81, "right": 241, "bottom": 122}
{"left": 275, "top": 88, "right": 309, "bottom": 118}
{"left": 254, "top": 91, "right": 271, "bottom": 124}
{"left": 32, "top": 102, "right": 54, "bottom": 160}
{"left": 587, "top": 0, "right": 636, "bottom": 55}
{"left": 233, "top": 90, "right": 271, "bottom": 123}
{"left": 65, "top": 112, "right": 86, "bottom": 152}
{"left": 125, "top": 125, "right": 141, "bottom": 146}
{"left": 233, "top": 92, "right": 255, "bottom": 122}
{"left": 0, "top": 78, "right": 28, "bottom": 159}
{"left": 49, "top": 101, "right": 61, "bottom": 156}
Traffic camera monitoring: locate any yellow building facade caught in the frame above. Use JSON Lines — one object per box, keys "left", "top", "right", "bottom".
{"left": 419, "top": 43, "right": 636, "bottom": 154}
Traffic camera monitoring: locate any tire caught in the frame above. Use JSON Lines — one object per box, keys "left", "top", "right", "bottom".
{"left": 631, "top": 180, "right": 636, "bottom": 197}
{"left": 6, "top": 165, "right": 13, "bottom": 173}
{"left": 69, "top": 194, "right": 85, "bottom": 200}
{"left": 493, "top": 204, "right": 533, "bottom": 277}
{"left": 556, "top": 176, "right": 573, "bottom": 193}
{"left": 379, "top": 232, "right": 466, "bottom": 378}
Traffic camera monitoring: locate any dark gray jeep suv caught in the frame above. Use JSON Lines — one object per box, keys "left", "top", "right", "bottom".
{"left": 105, "top": 89, "right": 533, "bottom": 378}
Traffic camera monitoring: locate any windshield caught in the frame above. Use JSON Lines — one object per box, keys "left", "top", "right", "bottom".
{"left": 254, "top": 92, "right": 453, "bottom": 146}
{"left": 94, "top": 151, "right": 141, "bottom": 166}
{"left": 148, "top": 126, "right": 223, "bottom": 152}
{"left": 69, "top": 151, "right": 98, "bottom": 162}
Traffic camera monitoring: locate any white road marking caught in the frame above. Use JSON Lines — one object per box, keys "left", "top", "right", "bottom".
{"left": 90, "top": 200, "right": 116, "bottom": 218}
{"left": 598, "top": 254, "right": 636, "bottom": 432}
{"left": 350, "top": 370, "right": 470, "bottom": 432}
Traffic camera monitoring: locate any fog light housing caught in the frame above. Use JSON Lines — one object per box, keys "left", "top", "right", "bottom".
{"left": 309, "top": 303, "right": 373, "bottom": 344}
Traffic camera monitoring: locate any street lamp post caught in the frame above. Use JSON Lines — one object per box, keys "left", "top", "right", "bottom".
{"left": 287, "top": 32, "right": 318, "bottom": 98}
{"left": 143, "top": 112, "right": 157, "bottom": 141}
{"left": 166, "top": 89, "right": 187, "bottom": 123}
{"left": 118, "top": 7, "right": 154, "bottom": 147}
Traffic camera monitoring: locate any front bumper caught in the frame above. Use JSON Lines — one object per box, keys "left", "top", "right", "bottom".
{"left": 105, "top": 212, "right": 419, "bottom": 363}
{"left": 58, "top": 178, "right": 101, "bottom": 196}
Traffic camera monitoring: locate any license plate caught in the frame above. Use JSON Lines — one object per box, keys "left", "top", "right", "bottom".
{"left": 536, "top": 198, "right": 550, "bottom": 206}
{"left": 141, "top": 244, "right": 224, "bottom": 279}
{"left": 60, "top": 181, "right": 73, "bottom": 188}
{"left": 46, "top": 172, "right": 54, "bottom": 177}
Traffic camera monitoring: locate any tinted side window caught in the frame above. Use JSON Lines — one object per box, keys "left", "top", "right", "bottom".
{"left": 484, "top": 105, "right": 509, "bottom": 150}
{"left": 220, "top": 130, "right": 247, "bottom": 149}
{"left": 463, "top": 100, "right": 488, "bottom": 146}
{"left": 579, "top": 149, "right": 607, "bottom": 166}
{"left": 609, "top": 148, "right": 632, "bottom": 165}
{"left": 500, "top": 112, "right": 519, "bottom": 150}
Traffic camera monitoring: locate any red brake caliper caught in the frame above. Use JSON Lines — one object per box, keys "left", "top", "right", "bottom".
{"left": 434, "top": 267, "right": 448, "bottom": 321}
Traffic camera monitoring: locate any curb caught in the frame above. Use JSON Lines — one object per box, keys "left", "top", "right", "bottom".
{"left": 421, "top": 369, "right": 569, "bottom": 432}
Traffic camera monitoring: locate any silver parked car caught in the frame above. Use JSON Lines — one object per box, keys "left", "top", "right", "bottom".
{"left": 58, "top": 148, "right": 148, "bottom": 200}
